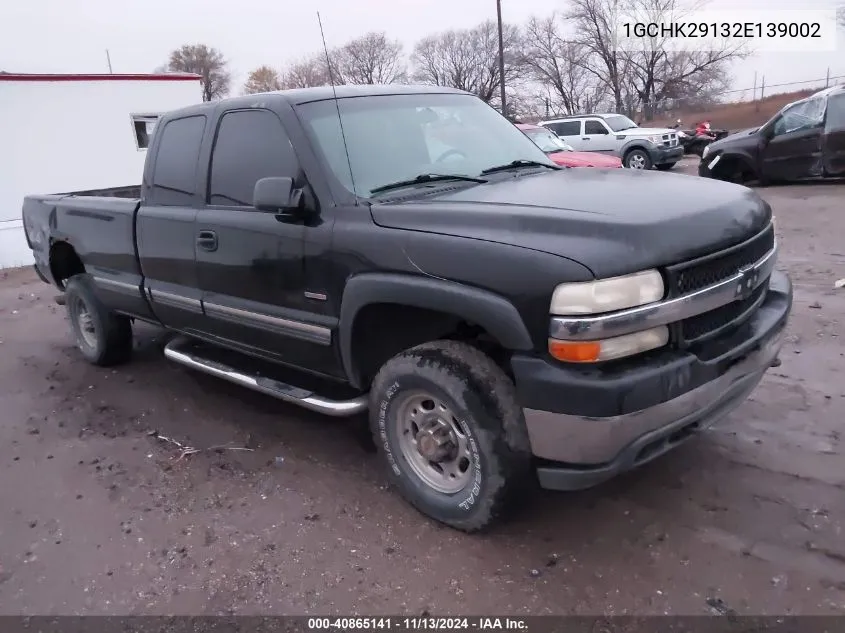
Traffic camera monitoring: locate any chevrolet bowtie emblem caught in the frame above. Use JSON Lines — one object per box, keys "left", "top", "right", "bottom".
{"left": 735, "top": 266, "right": 758, "bottom": 301}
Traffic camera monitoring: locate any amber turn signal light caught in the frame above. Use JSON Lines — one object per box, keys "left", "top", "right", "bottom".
{"left": 548, "top": 339, "right": 602, "bottom": 363}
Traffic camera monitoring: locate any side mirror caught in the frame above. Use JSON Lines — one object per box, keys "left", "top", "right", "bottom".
{"left": 253, "top": 177, "right": 304, "bottom": 214}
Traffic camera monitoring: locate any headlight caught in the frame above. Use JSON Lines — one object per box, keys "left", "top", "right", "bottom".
{"left": 702, "top": 145, "right": 710, "bottom": 158}
{"left": 550, "top": 269, "right": 664, "bottom": 315}
{"left": 649, "top": 135, "right": 663, "bottom": 143}
{"left": 548, "top": 326, "right": 669, "bottom": 363}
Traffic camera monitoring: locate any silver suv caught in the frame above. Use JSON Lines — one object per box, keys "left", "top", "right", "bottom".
{"left": 539, "top": 113, "right": 683, "bottom": 170}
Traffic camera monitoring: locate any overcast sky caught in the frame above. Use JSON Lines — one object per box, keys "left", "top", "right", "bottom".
{"left": 2, "top": 0, "right": 843, "bottom": 99}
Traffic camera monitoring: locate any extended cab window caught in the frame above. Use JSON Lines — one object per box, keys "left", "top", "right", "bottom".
{"left": 208, "top": 109, "right": 299, "bottom": 207}
{"left": 150, "top": 115, "right": 206, "bottom": 206}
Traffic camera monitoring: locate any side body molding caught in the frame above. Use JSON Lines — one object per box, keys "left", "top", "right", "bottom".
{"left": 338, "top": 273, "right": 534, "bottom": 389}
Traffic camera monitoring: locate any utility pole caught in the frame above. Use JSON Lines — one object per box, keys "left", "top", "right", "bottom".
{"left": 105, "top": 49, "right": 113, "bottom": 73}
{"left": 496, "top": 0, "right": 507, "bottom": 119}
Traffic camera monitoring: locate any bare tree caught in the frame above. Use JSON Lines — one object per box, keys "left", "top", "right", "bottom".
{"left": 411, "top": 20, "right": 524, "bottom": 108}
{"left": 565, "top": 0, "right": 630, "bottom": 113}
{"left": 243, "top": 66, "right": 283, "bottom": 94}
{"left": 521, "top": 14, "right": 607, "bottom": 115}
{"left": 280, "top": 53, "right": 334, "bottom": 89}
{"left": 619, "top": 0, "right": 745, "bottom": 119}
{"left": 166, "top": 44, "right": 230, "bottom": 101}
{"left": 335, "top": 32, "right": 406, "bottom": 84}
{"left": 838, "top": 5, "right": 845, "bottom": 28}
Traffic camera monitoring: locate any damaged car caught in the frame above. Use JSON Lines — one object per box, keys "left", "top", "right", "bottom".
{"left": 699, "top": 85, "right": 845, "bottom": 184}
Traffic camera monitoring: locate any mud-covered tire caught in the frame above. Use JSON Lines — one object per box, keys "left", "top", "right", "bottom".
{"left": 369, "top": 340, "right": 533, "bottom": 532}
{"left": 65, "top": 274, "right": 133, "bottom": 366}
{"left": 624, "top": 148, "right": 652, "bottom": 170}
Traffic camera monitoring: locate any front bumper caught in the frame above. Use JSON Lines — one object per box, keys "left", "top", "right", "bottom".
{"left": 511, "top": 270, "right": 792, "bottom": 491}
{"left": 649, "top": 144, "right": 684, "bottom": 165}
{"left": 698, "top": 154, "right": 718, "bottom": 177}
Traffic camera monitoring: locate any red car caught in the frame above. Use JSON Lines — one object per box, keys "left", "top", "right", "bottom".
{"left": 516, "top": 123, "right": 623, "bottom": 168}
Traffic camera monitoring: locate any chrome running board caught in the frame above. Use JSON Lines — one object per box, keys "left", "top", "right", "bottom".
{"left": 163, "top": 338, "right": 368, "bottom": 417}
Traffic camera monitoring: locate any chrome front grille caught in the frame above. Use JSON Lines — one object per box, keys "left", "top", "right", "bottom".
{"left": 661, "top": 133, "right": 679, "bottom": 147}
{"left": 666, "top": 224, "right": 776, "bottom": 346}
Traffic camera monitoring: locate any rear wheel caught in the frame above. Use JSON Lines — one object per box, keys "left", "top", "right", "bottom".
{"left": 65, "top": 274, "right": 133, "bottom": 366}
{"left": 624, "top": 148, "right": 652, "bottom": 170}
{"left": 369, "top": 340, "right": 532, "bottom": 532}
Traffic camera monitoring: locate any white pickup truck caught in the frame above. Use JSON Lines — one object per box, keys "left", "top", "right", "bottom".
{"left": 539, "top": 113, "right": 684, "bottom": 171}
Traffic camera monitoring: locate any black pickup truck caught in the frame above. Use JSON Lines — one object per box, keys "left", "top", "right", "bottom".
{"left": 22, "top": 85, "right": 792, "bottom": 532}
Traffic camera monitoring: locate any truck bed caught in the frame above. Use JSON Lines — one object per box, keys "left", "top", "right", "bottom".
{"left": 22, "top": 188, "right": 143, "bottom": 294}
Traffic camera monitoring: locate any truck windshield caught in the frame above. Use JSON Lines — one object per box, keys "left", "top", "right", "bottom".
{"left": 522, "top": 127, "right": 573, "bottom": 153}
{"left": 296, "top": 93, "right": 555, "bottom": 198}
{"left": 604, "top": 115, "right": 638, "bottom": 132}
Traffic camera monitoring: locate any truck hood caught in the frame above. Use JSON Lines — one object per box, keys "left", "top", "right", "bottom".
{"left": 619, "top": 127, "right": 675, "bottom": 137}
{"left": 370, "top": 169, "right": 770, "bottom": 279}
{"left": 709, "top": 127, "right": 761, "bottom": 152}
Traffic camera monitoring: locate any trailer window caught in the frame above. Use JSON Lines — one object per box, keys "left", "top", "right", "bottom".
{"left": 131, "top": 115, "right": 160, "bottom": 150}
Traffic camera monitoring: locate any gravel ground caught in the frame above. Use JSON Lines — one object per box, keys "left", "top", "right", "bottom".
{"left": 1, "top": 162, "right": 844, "bottom": 616}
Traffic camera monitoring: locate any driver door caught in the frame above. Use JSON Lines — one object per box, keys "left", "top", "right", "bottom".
{"left": 760, "top": 98, "right": 825, "bottom": 181}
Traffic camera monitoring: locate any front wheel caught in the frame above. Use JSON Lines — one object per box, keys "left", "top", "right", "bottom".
{"left": 369, "top": 341, "right": 532, "bottom": 532}
{"left": 624, "top": 149, "right": 652, "bottom": 170}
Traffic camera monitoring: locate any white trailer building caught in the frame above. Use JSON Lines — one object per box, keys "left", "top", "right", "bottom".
{"left": 0, "top": 72, "right": 203, "bottom": 269}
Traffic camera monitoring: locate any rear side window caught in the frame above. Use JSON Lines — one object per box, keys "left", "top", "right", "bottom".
{"left": 547, "top": 121, "right": 580, "bottom": 136}
{"left": 825, "top": 93, "right": 845, "bottom": 132}
{"left": 208, "top": 109, "right": 299, "bottom": 207}
{"left": 150, "top": 115, "right": 206, "bottom": 206}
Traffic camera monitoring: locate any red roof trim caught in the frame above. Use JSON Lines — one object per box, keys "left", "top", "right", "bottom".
{"left": 0, "top": 73, "right": 202, "bottom": 82}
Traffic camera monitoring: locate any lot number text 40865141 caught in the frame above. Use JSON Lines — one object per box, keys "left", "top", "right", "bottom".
{"left": 307, "top": 617, "right": 528, "bottom": 630}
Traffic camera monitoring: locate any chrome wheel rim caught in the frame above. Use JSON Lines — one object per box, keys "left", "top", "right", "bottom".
{"left": 71, "top": 297, "right": 97, "bottom": 348}
{"left": 628, "top": 154, "right": 646, "bottom": 169}
{"left": 395, "top": 391, "right": 473, "bottom": 494}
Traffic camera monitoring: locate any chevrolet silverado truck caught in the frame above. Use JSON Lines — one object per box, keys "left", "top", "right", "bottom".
{"left": 22, "top": 85, "right": 791, "bottom": 532}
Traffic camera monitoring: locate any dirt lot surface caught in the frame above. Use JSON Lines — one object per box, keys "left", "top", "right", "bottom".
{"left": 2, "top": 163, "right": 845, "bottom": 616}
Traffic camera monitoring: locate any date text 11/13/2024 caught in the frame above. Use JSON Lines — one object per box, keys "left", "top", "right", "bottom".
{"left": 307, "top": 617, "right": 528, "bottom": 630}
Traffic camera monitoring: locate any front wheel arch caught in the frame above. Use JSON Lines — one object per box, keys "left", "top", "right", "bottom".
{"left": 338, "top": 274, "right": 534, "bottom": 389}
{"left": 712, "top": 153, "right": 758, "bottom": 183}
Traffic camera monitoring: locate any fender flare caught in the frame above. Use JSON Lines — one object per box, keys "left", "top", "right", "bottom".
{"left": 620, "top": 140, "right": 653, "bottom": 160}
{"left": 338, "top": 273, "right": 534, "bottom": 389}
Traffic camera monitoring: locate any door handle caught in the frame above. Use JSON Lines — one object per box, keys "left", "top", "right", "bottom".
{"left": 196, "top": 230, "right": 218, "bottom": 252}
{"left": 582, "top": 137, "right": 590, "bottom": 140}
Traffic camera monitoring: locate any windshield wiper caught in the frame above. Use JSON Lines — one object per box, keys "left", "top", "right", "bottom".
{"left": 370, "top": 173, "right": 487, "bottom": 195}
{"left": 481, "top": 159, "right": 560, "bottom": 175}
